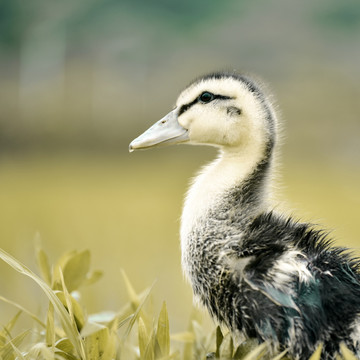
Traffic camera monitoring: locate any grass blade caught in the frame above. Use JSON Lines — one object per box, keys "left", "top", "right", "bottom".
{"left": 120, "top": 269, "right": 140, "bottom": 309}
{"left": 7, "top": 338, "right": 26, "bottom": 360}
{"left": 0, "top": 295, "right": 46, "bottom": 329}
{"left": 144, "top": 330, "right": 155, "bottom": 360}
{"left": 27, "top": 342, "right": 56, "bottom": 360}
{"left": 340, "top": 343, "right": 358, "bottom": 360}
{"left": 0, "top": 329, "right": 30, "bottom": 360}
{"left": 242, "top": 342, "right": 268, "bottom": 360}
{"left": 271, "top": 348, "right": 288, "bottom": 360}
{"left": 55, "top": 289, "right": 85, "bottom": 332}
{"left": 156, "top": 301, "right": 170, "bottom": 358}
{"left": 46, "top": 302, "right": 55, "bottom": 348}
{"left": 122, "top": 283, "right": 154, "bottom": 341}
{"left": 0, "top": 311, "right": 22, "bottom": 348}
{"left": 219, "top": 332, "right": 233, "bottom": 359}
{"left": 215, "top": 326, "right": 223, "bottom": 358}
{"left": 138, "top": 316, "right": 149, "bottom": 358}
{"left": 0, "top": 248, "right": 85, "bottom": 359}
{"left": 3, "top": 311, "right": 22, "bottom": 335}
{"left": 309, "top": 343, "right": 323, "bottom": 360}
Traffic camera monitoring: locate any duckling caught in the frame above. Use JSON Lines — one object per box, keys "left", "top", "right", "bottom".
{"left": 129, "top": 72, "right": 360, "bottom": 360}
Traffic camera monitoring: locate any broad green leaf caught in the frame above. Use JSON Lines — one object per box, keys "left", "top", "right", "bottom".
{"left": 99, "top": 330, "right": 117, "bottom": 360}
{"left": 62, "top": 250, "right": 90, "bottom": 293}
{"left": 0, "top": 295, "right": 46, "bottom": 329}
{"left": 55, "top": 338, "right": 75, "bottom": 354}
{"left": 156, "top": 301, "right": 170, "bottom": 358}
{"left": 80, "top": 321, "right": 106, "bottom": 338}
{"left": 53, "top": 251, "right": 77, "bottom": 287}
{"left": 56, "top": 290, "right": 85, "bottom": 331}
{"left": 58, "top": 268, "right": 83, "bottom": 334}
{"left": 35, "top": 246, "right": 52, "bottom": 285}
{"left": 340, "top": 343, "right": 358, "bottom": 360}
{"left": 0, "top": 248, "right": 86, "bottom": 359}
{"left": 215, "top": 326, "right": 223, "bottom": 358}
{"left": 82, "top": 270, "right": 103, "bottom": 287}
{"left": 84, "top": 326, "right": 110, "bottom": 360}
{"left": 309, "top": 343, "right": 323, "bottom": 360}
{"left": 97, "top": 311, "right": 119, "bottom": 360}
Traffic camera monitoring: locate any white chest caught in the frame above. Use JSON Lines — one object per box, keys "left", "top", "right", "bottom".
{"left": 179, "top": 153, "right": 262, "bottom": 272}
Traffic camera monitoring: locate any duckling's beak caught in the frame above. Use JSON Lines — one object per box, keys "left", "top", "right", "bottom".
{"left": 129, "top": 110, "right": 189, "bottom": 152}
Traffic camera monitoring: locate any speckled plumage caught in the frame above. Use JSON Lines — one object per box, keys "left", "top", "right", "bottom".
{"left": 185, "top": 198, "right": 360, "bottom": 359}
{"left": 130, "top": 71, "right": 360, "bottom": 359}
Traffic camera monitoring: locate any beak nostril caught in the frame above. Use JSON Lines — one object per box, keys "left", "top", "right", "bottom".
{"left": 161, "top": 120, "right": 167, "bottom": 124}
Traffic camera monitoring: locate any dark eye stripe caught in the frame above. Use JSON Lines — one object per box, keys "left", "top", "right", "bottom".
{"left": 214, "top": 95, "right": 233, "bottom": 101}
{"left": 178, "top": 97, "right": 199, "bottom": 116}
{"left": 178, "top": 94, "right": 233, "bottom": 116}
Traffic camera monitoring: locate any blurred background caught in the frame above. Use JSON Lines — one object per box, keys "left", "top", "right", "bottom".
{"left": 0, "top": 0, "right": 359, "bottom": 332}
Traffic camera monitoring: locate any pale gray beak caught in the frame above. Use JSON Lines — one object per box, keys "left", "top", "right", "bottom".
{"left": 129, "top": 110, "right": 189, "bottom": 152}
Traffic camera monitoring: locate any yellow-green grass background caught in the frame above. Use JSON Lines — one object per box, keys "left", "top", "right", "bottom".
{"left": 0, "top": 149, "right": 359, "bottom": 332}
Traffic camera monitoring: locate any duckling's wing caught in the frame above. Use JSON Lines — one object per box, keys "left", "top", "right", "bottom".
{"left": 243, "top": 276, "right": 300, "bottom": 312}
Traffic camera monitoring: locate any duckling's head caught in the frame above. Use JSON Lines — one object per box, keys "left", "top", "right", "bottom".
{"left": 129, "top": 72, "right": 277, "bottom": 153}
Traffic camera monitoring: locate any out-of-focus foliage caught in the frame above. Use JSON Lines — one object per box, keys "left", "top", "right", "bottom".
{"left": 0, "top": 0, "right": 359, "bottom": 157}
{"left": 1, "top": 247, "right": 357, "bottom": 359}
{"left": 314, "top": 0, "right": 360, "bottom": 32}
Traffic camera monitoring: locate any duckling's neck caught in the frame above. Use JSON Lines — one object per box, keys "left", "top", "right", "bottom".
{"left": 182, "top": 142, "right": 272, "bottom": 230}
{"left": 180, "top": 141, "right": 274, "bottom": 276}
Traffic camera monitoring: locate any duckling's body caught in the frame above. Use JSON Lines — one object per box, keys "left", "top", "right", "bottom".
{"left": 130, "top": 72, "right": 360, "bottom": 359}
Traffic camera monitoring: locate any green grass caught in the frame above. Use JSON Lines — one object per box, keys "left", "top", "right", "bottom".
{"left": 0, "top": 153, "right": 359, "bottom": 359}
{"left": 0, "top": 246, "right": 358, "bottom": 359}
{"left": 1, "top": 246, "right": 357, "bottom": 360}
{"left": 0, "top": 246, "right": 276, "bottom": 359}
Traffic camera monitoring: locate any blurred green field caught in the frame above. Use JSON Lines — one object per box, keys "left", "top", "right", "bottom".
{"left": 0, "top": 150, "right": 359, "bottom": 333}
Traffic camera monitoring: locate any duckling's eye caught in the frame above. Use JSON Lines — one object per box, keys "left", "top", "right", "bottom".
{"left": 199, "top": 92, "right": 214, "bottom": 104}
